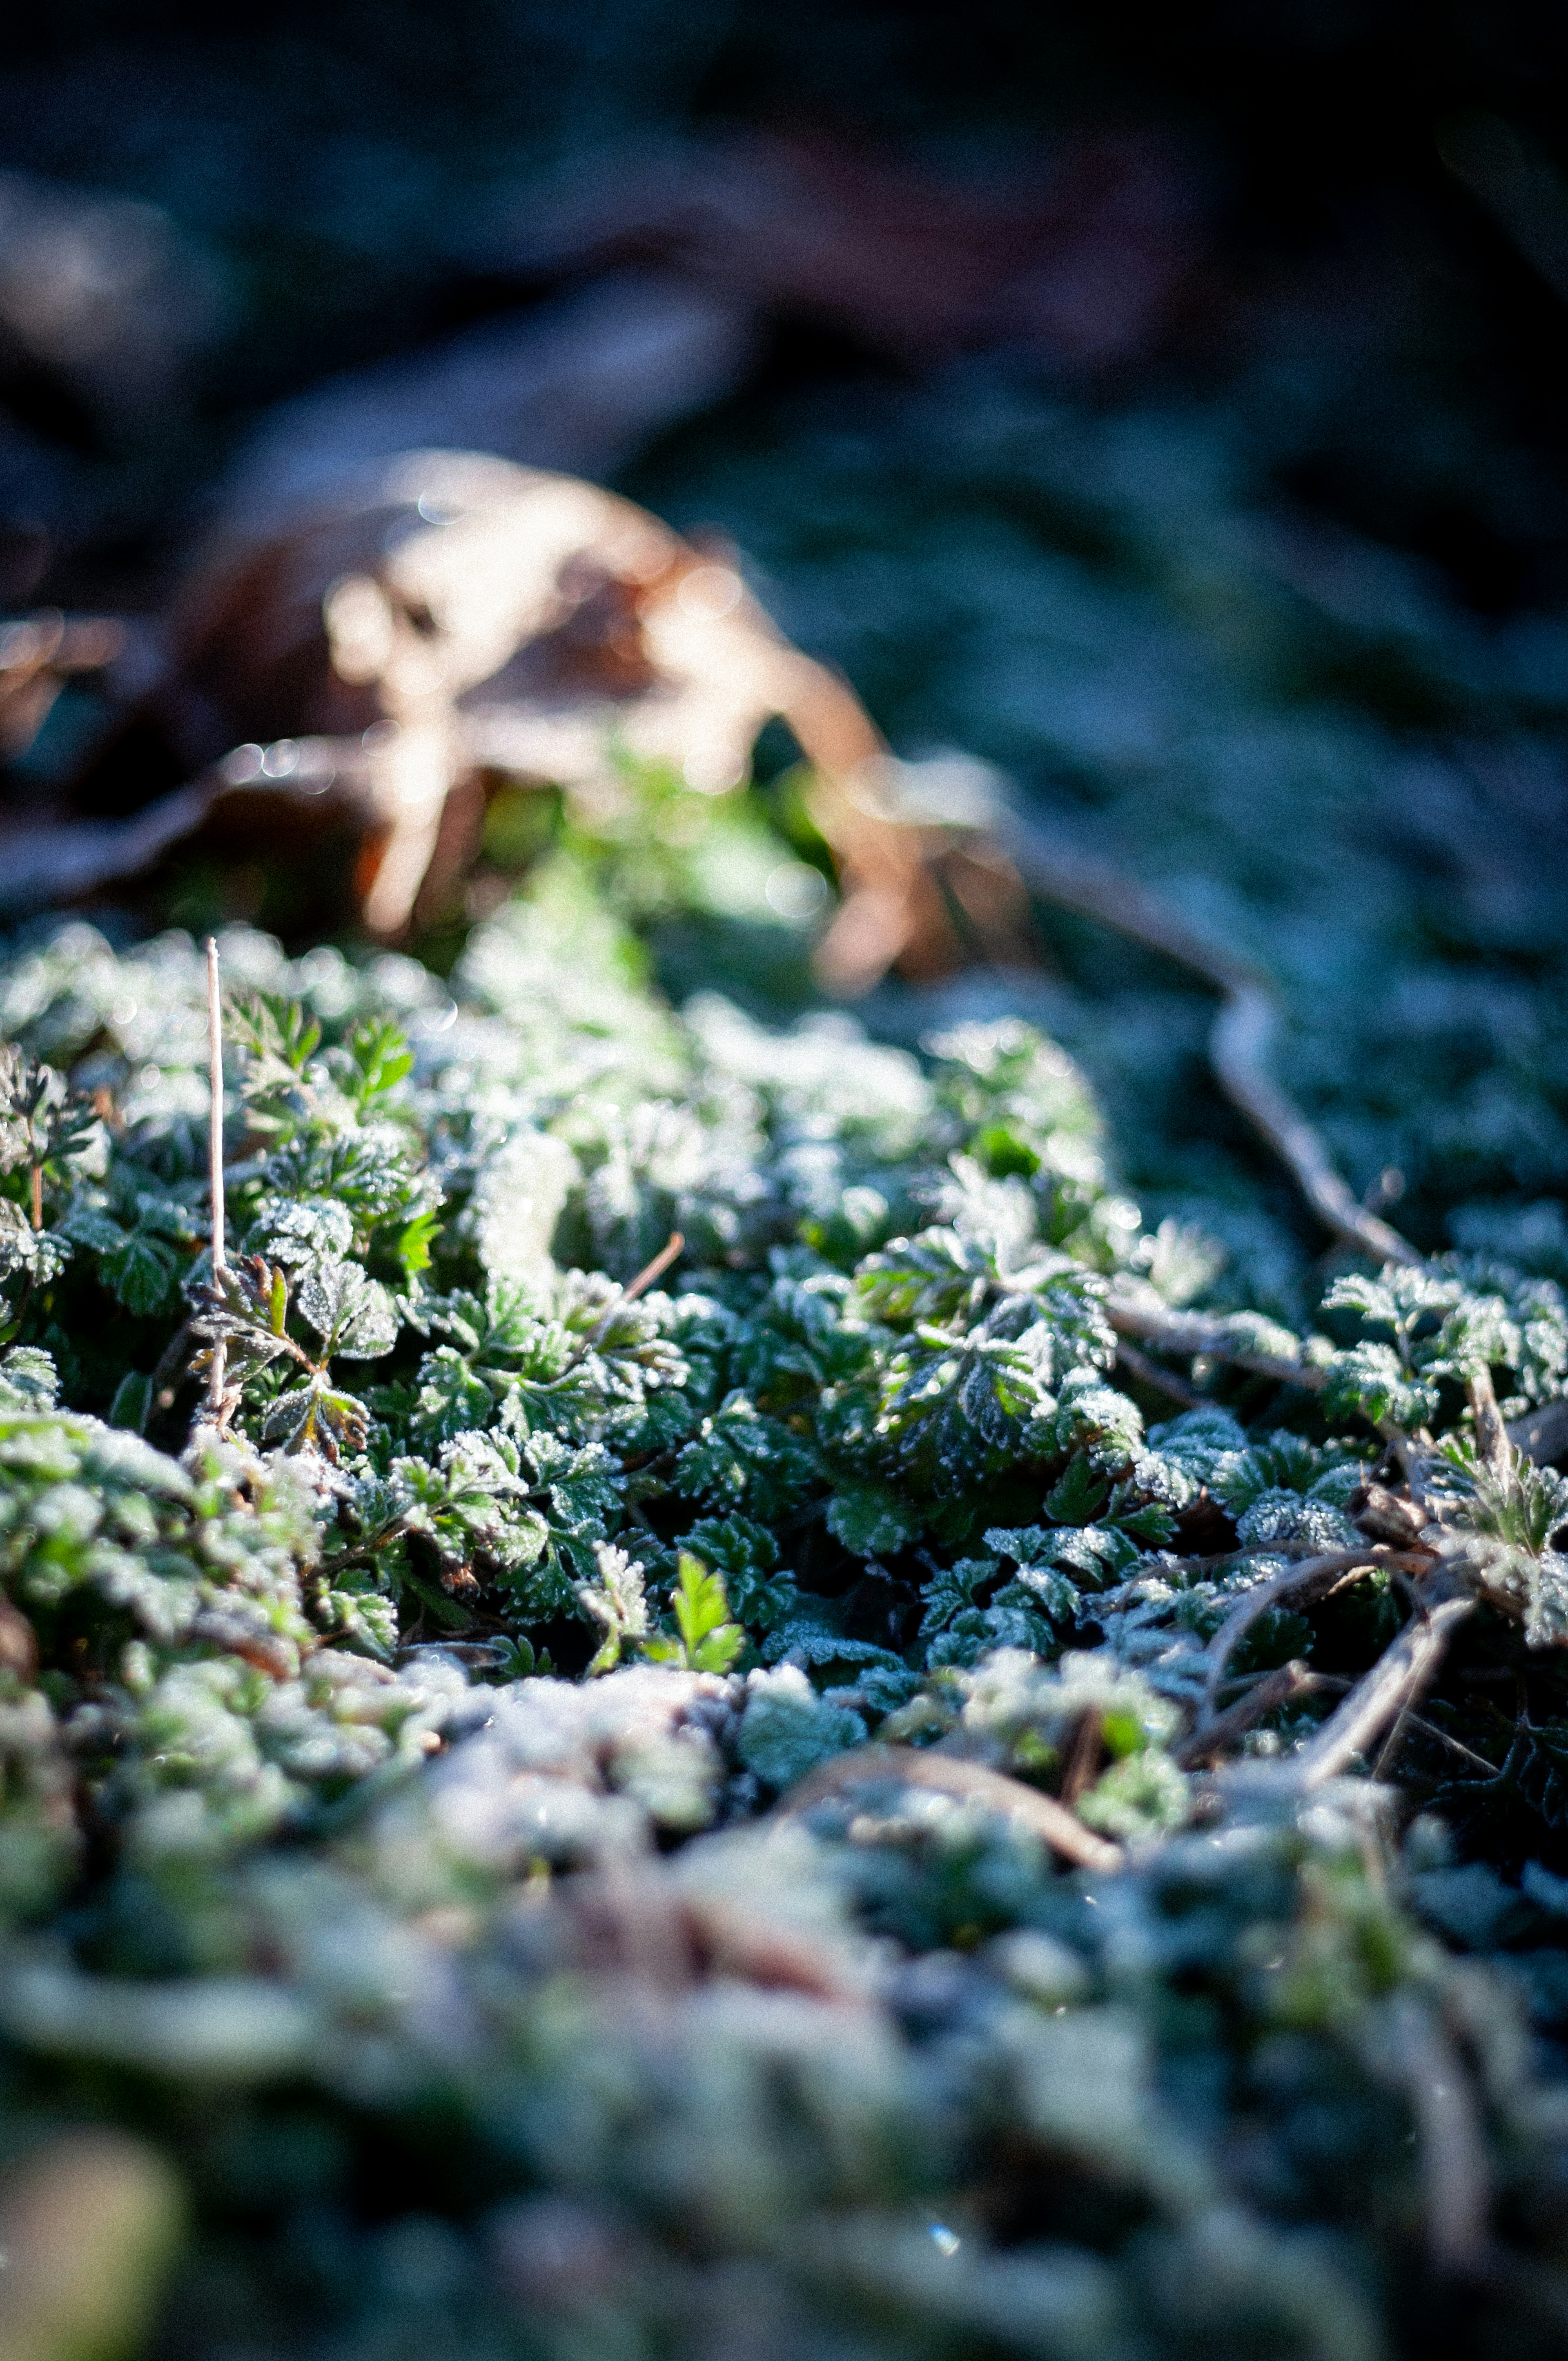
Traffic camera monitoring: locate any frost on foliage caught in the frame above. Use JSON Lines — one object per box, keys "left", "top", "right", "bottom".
{"left": 3, "top": 907, "right": 1567, "bottom": 1766}
{"left": 737, "top": 1664, "right": 866, "bottom": 1790}
{"left": 578, "top": 1541, "right": 652, "bottom": 1674}
{"left": 1322, "top": 1261, "right": 1568, "bottom": 1427}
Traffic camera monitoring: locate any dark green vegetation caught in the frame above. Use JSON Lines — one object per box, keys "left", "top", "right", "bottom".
{"left": 0, "top": 830, "right": 1567, "bottom": 2357}
{"left": 2, "top": 6, "right": 1568, "bottom": 2354}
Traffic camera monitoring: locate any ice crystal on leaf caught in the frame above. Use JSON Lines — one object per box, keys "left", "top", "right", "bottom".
{"left": 0, "top": 886, "right": 1567, "bottom": 2359}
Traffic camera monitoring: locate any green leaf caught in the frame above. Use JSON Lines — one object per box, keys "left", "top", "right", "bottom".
{"left": 665, "top": 1552, "right": 745, "bottom": 1673}
{"left": 826, "top": 1482, "right": 920, "bottom": 1556}
{"left": 102, "top": 1232, "right": 182, "bottom": 1316}
{"left": 673, "top": 1551, "right": 731, "bottom": 1650}
{"left": 1322, "top": 1342, "right": 1438, "bottom": 1430}
{"left": 296, "top": 1261, "right": 399, "bottom": 1360}
{"left": 396, "top": 1207, "right": 441, "bottom": 1281}
{"left": 0, "top": 1345, "right": 58, "bottom": 1412}
{"left": 109, "top": 1370, "right": 153, "bottom": 1433}
{"left": 344, "top": 1016, "right": 414, "bottom": 1109}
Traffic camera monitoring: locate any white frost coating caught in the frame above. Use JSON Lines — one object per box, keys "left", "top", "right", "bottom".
{"left": 469, "top": 1128, "right": 579, "bottom": 1285}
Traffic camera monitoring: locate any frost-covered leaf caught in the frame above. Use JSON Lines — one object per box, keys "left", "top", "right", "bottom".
{"left": 296, "top": 1261, "right": 399, "bottom": 1359}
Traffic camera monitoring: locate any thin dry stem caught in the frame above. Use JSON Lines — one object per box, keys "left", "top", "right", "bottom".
{"left": 589, "top": 1231, "right": 685, "bottom": 1350}
{"left": 1106, "top": 1291, "right": 1329, "bottom": 1392}
{"left": 1174, "top": 1660, "right": 1316, "bottom": 1767}
{"left": 1185, "top": 1665, "right": 1495, "bottom": 1775}
{"left": 1210, "top": 987, "right": 1423, "bottom": 1269}
{"left": 1113, "top": 1339, "right": 1205, "bottom": 1407}
{"left": 1003, "top": 817, "right": 1424, "bottom": 1269}
{"left": 205, "top": 937, "right": 227, "bottom": 1423}
{"left": 1386, "top": 1995, "right": 1490, "bottom": 2274}
{"left": 1197, "top": 1548, "right": 1423, "bottom": 1723}
{"left": 778, "top": 1743, "right": 1124, "bottom": 1873}
{"left": 619, "top": 1230, "right": 684, "bottom": 1309}
{"left": 1468, "top": 1362, "right": 1513, "bottom": 1485}
{"left": 1297, "top": 1582, "right": 1477, "bottom": 1789}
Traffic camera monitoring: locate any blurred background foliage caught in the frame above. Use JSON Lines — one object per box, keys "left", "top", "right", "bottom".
{"left": 0, "top": 0, "right": 1564, "bottom": 1368}
{"left": 0, "top": 10, "right": 1565, "bottom": 2359}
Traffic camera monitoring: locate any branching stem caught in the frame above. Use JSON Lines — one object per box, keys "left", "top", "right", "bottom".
{"left": 1197, "top": 1546, "right": 1426, "bottom": 1723}
{"left": 1106, "top": 1291, "right": 1327, "bottom": 1392}
{"left": 1297, "top": 1580, "right": 1477, "bottom": 1788}
{"left": 1003, "top": 818, "right": 1424, "bottom": 1269}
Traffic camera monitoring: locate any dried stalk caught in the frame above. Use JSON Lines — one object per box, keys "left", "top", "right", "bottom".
{"left": 616, "top": 1230, "right": 685, "bottom": 1310}
{"left": 779, "top": 1743, "right": 1123, "bottom": 1873}
{"left": 1197, "top": 1548, "right": 1419, "bottom": 1723}
{"left": 1174, "top": 1660, "right": 1315, "bottom": 1767}
{"left": 205, "top": 938, "right": 227, "bottom": 1426}
{"left": 1180, "top": 1665, "right": 1496, "bottom": 1775}
{"left": 1113, "top": 1339, "right": 1204, "bottom": 1407}
{"left": 1105, "top": 1292, "right": 1329, "bottom": 1393}
{"left": 1385, "top": 1995, "right": 1490, "bottom": 2274}
{"left": 1296, "top": 1581, "right": 1477, "bottom": 1789}
{"left": 588, "top": 1230, "right": 684, "bottom": 1348}
{"left": 1468, "top": 1362, "right": 1513, "bottom": 1484}
{"left": 1002, "top": 817, "right": 1424, "bottom": 1269}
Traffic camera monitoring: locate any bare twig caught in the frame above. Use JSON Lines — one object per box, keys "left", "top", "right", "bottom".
{"left": 1385, "top": 1995, "right": 1490, "bottom": 2274}
{"left": 1468, "top": 1362, "right": 1513, "bottom": 1485}
{"left": 777, "top": 1743, "right": 1124, "bottom": 1873}
{"left": 1209, "top": 986, "right": 1423, "bottom": 1269}
{"left": 1060, "top": 1708, "right": 1105, "bottom": 1804}
{"left": 1297, "top": 1581, "right": 1477, "bottom": 1789}
{"left": 1197, "top": 1548, "right": 1425, "bottom": 1723}
{"left": 588, "top": 1230, "right": 685, "bottom": 1349}
{"left": 205, "top": 938, "right": 227, "bottom": 1426}
{"left": 1114, "top": 1339, "right": 1205, "bottom": 1408}
{"left": 1003, "top": 818, "right": 1424, "bottom": 1270}
{"left": 1174, "top": 1660, "right": 1316, "bottom": 1767}
{"left": 149, "top": 1319, "right": 194, "bottom": 1414}
{"left": 1186, "top": 1665, "right": 1497, "bottom": 1775}
{"left": 617, "top": 1230, "right": 684, "bottom": 1310}
{"left": 1106, "top": 1291, "right": 1328, "bottom": 1393}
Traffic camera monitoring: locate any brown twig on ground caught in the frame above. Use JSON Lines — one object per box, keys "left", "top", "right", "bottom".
{"left": 1174, "top": 1660, "right": 1316, "bottom": 1767}
{"left": 204, "top": 937, "right": 227, "bottom": 1429}
{"left": 1301, "top": 1674, "right": 1497, "bottom": 1776}
{"left": 616, "top": 1230, "right": 685, "bottom": 1311}
{"left": 587, "top": 1231, "right": 685, "bottom": 1351}
{"left": 778, "top": 1743, "right": 1123, "bottom": 1873}
{"left": 1000, "top": 816, "right": 1425, "bottom": 1270}
{"left": 1209, "top": 985, "right": 1424, "bottom": 1270}
{"left": 1113, "top": 1339, "right": 1205, "bottom": 1407}
{"left": 1105, "top": 1291, "right": 1328, "bottom": 1393}
{"left": 1179, "top": 1664, "right": 1496, "bottom": 1775}
{"left": 149, "top": 1320, "right": 194, "bottom": 1416}
{"left": 1197, "top": 1547, "right": 1428, "bottom": 1724}
{"left": 1060, "top": 1708, "right": 1105, "bottom": 1804}
{"left": 1296, "top": 1579, "right": 1477, "bottom": 1789}
{"left": 1468, "top": 1363, "right": 1514, "bottom": 1485}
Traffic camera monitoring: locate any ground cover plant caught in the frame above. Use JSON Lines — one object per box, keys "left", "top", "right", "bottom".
{"left": 0, "top": 837, "right": 1567, "bottom": 2361}
{"left": 1, "top": 4, "right": 1568, "bottom": 2354}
